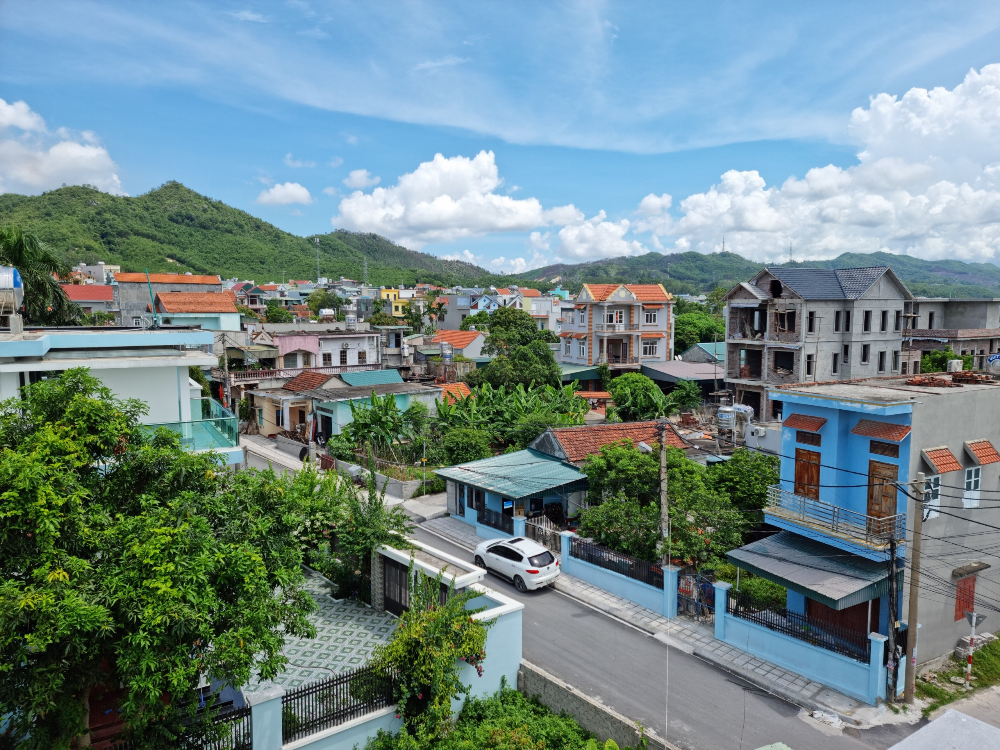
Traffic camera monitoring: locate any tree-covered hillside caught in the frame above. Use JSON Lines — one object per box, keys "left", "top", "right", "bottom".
{"left": 0, "top": 182, "right": 505, "bottom": 287}
{"left": 524, "top": 250, "right": 1000, "bottom": 298}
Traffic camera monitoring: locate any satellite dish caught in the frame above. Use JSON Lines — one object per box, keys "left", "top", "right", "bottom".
{"left": 986, "top": 353, "right": 1000, "bottom": 375}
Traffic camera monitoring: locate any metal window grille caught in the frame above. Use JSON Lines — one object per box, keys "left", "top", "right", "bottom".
{"left": 478, "top": 506, "right": 514, "bottom": 534}
{"left": 727, "top": 589, "right": 871, "bottom": 662}
{"left": 281, "top": 664, "right": 396, "bottom": 743}
{"left": 569, "top": 537, "right": 663, "bottom": 589}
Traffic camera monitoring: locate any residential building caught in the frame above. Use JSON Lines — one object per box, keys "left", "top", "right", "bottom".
{"left": 718, "top": 372, "right": 1000, "bottom": 704}
{"left": 155, "top": 291, "right": 241, "bottom": 331}
{"left": 60, "top": 283, "right": 118, "bottom": 319}
{"left": 113, "top": 272, "right": 223, "bottom": 328}
{"left": 0, "top": 326, "right": 240, "bottom": 465}
{"left": 434, "top": 292, "right": 499, "bottom": 329}
{"left": 379, "top": 287, "right": 410, "bottom": 319}
{"left": 529, "top": 420, "right": 687, "bottom": 468}
{"left": 521, "top": 293, "right": 561, "bottom": 332}
{"left": 72, "top": 260, "right": 121, "bottom": 283}
{"left": 723, "top": 267, "right": 915, "bottom": 422}
{"left": 557, "top": 283, "right": 674, "bottom": 370}
{"left": 905, "top": 297, "right": 1000, "bottom": 370}
{"left": 430, "top": 329, "right": 486, "bottom": 359}
{"left": 678, "top": 341, "right": 725, "bottom": 364}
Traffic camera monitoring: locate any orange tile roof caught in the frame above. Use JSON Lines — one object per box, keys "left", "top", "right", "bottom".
{"left": 583, "top": 283, "right": 621, "bottom": 301}
{"left": 441, "top": 382, "right": 472, "bottom": 404}
{"left": 851, "top": 419, "right": 911, "bottom": 442}
{"left": 283, "top": 370, "right": 334, "bottom": 392}
{"left": 923, "top": 447, "right": 963, "bottom": 474}
{"left": 966, "top": 440, "right": 1000, "bottom": 465}
{"left": 156, "top": 292, "right": 238, "bottom": 313}
{"left": 546, "top": 421, "right": 685, "bottom": 463}
{"left": 641, "top": 332, "right": 666, "bottom": 339}
{"left": 225, "top": 289, "right": 238, "bottom": 303}
{"left": 574, "top": 391, "right": 612, "bottom": 399}
{"left": 520, "top": 288, "right": 541, "bottom": 297}
{"left": 115, "top": 272, "right": 220, "bottom": 285}
{"left": 495, "top": 288, "right": 511, "bottom": 295}
{"left": 431, "top": 329, "right": 483, "bottom": 350}
{"left": 60, "top": 283, "right": 114, "bottom": 301}
{"left": 624, "top": 284, "right": 671, "bottom": 302}
{"left": 258, "top": 284, "right": 280, "bottom": 291}
{"left": 783, "top": 413, "right": 827, "bottom": 432}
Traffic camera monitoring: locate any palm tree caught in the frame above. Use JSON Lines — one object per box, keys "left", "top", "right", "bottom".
{"left": 428, "top": 299, "right": 447, "bottom": 328}
{"left": 0, "top": 225, "right": 79, "bottom": 325}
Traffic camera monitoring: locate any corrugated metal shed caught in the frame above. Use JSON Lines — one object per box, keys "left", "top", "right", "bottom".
{"left": 435, "top": 449, "right": 587, "bottom": 499}
{"left": 727, "top": 531, "right": 901, "bottom": 610}
{"left": 339, "top": 369, "right": 404, "bottom": 387}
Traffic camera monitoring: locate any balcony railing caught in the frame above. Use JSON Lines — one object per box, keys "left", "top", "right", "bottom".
{"left": 594, "top": 323, "right": 640, "bottom": 332}
{"left": 145, "top": 397, "right": 238, "bottom": 452}
{"left": 765, "top": 485, "right": 905, "bottom": 547}
{"left": 597, "top": 356, "right": 640, "bottom": 365}
{"left": 212, "top": 363, "right": 382, "bottom": 383}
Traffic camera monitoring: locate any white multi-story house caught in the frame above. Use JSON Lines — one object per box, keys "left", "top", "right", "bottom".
{"left": 557, "top": 284, "right": 674, "bottom": 369}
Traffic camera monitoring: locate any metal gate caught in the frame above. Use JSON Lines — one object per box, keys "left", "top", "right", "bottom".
{"left": 383, "top": 557, "right": 409, "bottom": 617}
{"left": 677, "top": 573, "right": 715, "bottom": 623}
{"left": 525, "top": 515, "right": 561, "bottom": 554}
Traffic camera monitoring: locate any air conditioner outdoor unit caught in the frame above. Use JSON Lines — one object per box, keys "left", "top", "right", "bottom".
{"left": 342, "top": 342, "right": 353, "bottom": 349}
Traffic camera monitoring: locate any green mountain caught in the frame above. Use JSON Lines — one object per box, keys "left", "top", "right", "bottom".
{"left": 523, "top": 251, "right": 1000, "bottom": 299}
{"left": 0, "top": 182, "right": 505, "bottom": 287}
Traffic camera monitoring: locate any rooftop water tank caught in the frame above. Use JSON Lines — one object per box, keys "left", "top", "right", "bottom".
{"left": 0, "top": 266, "right": 24, "bottom": 314}
{"left": 440, "top": 341, "right": 454, "bottom": 365}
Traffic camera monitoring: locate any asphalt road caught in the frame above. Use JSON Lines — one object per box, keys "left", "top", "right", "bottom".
{"left": 412, "top": 527, "right": 921, "bottom": 750}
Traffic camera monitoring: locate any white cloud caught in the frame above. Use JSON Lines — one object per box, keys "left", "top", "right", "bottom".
{"left": 0, "top": 98, "right": 124, "bottom": 195}
{"left": 637, "top": 63, "right": 1000, "bottom": 263}
{"left": 329, "top": 156, "right": 343, "bottom": 168}
{"left": 557, "top": 211, "right": 647, "bottom": 260}
{"left": 321, "top": 186, "right": 337, "bottom": 196}
{"left": 229, "top": 10, "right": 266, "bottom": 22}
{"left": 284, "top": 152, "right": 315, "bottom": 167}
{"left": 344, "top": 134, "right": 358, "bottom": 145}
{"left": 334, "top": 150, "right": 579, "bottom": 248}
{"left": 255, "top": 181, "right": 312, "bottom": 205}
{"left": 342, "top": 169, "right": 380, "bottom": 189}
{"left": 441, "top": 249, "right": 480, "bottom": 264}
{"left": 414, "top": 55, "right": 470, "bottom": 71}
{"left": 528, "top": 231, "right": 550, "bottom": 252}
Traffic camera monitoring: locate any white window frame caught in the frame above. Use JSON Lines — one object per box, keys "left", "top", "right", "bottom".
{"left": 964, "top": 466, "right": 981, "bottom": 508}
{"left": 644, "top": 310, "right": 658, "bottom": 324}
{"left": 564, "top": 340, "right": 572, "bottom": 356}
{"left": 924, "top": 475, "right": 941, "bottom": 520}
{"left": 642, "top": 340, "right": 658, "bottom": 357}
{"left": 605, "top": 309, "right": 624, "bottom": 324}
{"left": 275, "top": 408, "right": 284, "bottom": 427}
{"left": 578, "top": 309, "right": 587, "bottom": 324}
{"left": 132, "top": 317, "right": 143, "bottom": 326}
{"left": 579, "top": 340, "right": 587, "bottom": 358}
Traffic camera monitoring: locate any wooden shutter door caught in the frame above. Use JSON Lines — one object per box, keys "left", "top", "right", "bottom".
{"left": 867, "top": 460, "right": 898, "bottom": 518}
{"left": 955, "top": 576, "right": 976, "bottom": 621}
{"left": 794, "top": 449, "right": 821, "bottom": 500}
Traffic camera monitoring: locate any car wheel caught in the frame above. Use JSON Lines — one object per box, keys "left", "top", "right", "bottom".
{"left": 475, "top": 555, "right": 487, "bottom": 570}
{"left": 513, "top": 575, "right": 527, "bottom": 592}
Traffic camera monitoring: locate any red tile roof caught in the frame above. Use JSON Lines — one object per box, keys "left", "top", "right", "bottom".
{"left": 283, "top": 370, "right": 333, "bottom": 392}
{"left": 851, "top": 419, "right": 911, "bottom": 442}
{"left": 783, "top": 414, "right": 827, "bottom": 432}
{"left": 966, "top": 440, "right": 1000, "bottom": 465}
{"left": 624, "top": 284, "right": 671, "bottom": 302}
{"left": 520, "top": 288, "right": 541, "bottom": 297}
{"left": 115, "top": 272, "right": 220, "bottom": 285}
{"left": 441, "top": 382, "right": 472, "bottom": 404}
{"left": 60, "top": 283, "right": 114, "bottom": 301}
{"left": 574, "top": 391, "right": 612, "bottom": 399}
{"left": 494, "top": 288, "right": 511, "bottom": 295}
{"left": 225, "top": 289, "right": 238, "bottom": 303}
{"left": 156, "top": 292, "right": 238, "bottom": 313}
{"left": 258, "top": 284, "right": 280, "bottom": 291}
{"left": 641, "top": 332, "right": 666, "bottom": 339}
{"left": 583, "top": 283, "right": 621, "bottom": 301}
{"left": 923, "top": 447, "right": 963, "bottom": 474}
{"left": 432, "top": 329, "right": 483, "bottom": 350}
{"left": 546, "top": 421, "right": 685, "bottom": 463}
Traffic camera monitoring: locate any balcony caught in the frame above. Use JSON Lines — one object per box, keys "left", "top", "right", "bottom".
{"left": 594, "top": 323, "right": 640, "bottom": 332}
{"left": 596, "top": 356, "right": 640, "bottom": 366}
{"left": 765, "top": 485, "right": 905, "bottom": 551}
{"left": 212, "top": 363, "right": 382, "bottom": 384}
{"left": 145, "top": 397, "right": 238, "bottom": 452}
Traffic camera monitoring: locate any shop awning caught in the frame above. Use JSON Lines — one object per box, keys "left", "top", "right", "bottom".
{"left": 727, "top": 531, "right": 902, "bottom": 611}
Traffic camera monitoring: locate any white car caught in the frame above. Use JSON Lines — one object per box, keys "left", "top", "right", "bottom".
{"left": 473, "top": 537, "right": 560, "bottom": 592}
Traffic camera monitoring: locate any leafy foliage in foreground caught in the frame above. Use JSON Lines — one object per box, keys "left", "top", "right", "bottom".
{"left": 0, "top": 370, "right": 315, "bottom": 749}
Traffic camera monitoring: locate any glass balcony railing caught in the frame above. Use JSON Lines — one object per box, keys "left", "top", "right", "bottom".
{"left": 145, "top": 398, "right": 239, "bottom": 452}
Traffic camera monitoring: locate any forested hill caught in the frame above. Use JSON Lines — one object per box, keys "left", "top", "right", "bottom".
{"left": 0, "top": 182, "right": 503, "bottom": 287}
{"left": 523, "top": 250, "right": 1000, "bottom": 299}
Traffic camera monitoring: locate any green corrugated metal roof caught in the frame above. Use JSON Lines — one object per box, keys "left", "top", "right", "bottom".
{"left": 727, "top": 531, "right": 901, "bottom": 610}
{"left": 435, "top": 449, "right": 587, "bottom": 499}
{"left": 559, "top": 362, "right": 599, "bottom": 381}
{"left": 695, "top": 342, "right": 725, "bottom": 359}
{"left": 339, "top": 369, "right": 404, "bottom": 387}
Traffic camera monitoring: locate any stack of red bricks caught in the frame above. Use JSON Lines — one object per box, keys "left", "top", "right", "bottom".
{"left": 951, "top": 371, "right": 996, "bottom": 385}
{"left": 906, "top": 375, "right": 963, "bottom": 387}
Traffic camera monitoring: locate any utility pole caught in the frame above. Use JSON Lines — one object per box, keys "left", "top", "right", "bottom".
{"left": 886, "top": 533, "right": 899, "bottom": 703}
{"left": 221, "top": 332, "right": 233, "bottom": 412}
{"left": 904, "top": 472, "right": 925, "bottom": 704}
{"left": 657, "top": 420, "right": 670, "bottom": 566}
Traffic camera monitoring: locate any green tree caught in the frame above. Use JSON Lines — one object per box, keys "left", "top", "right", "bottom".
{"left": 706, "top": 448, "right": 780, "bottom": 515}
{"left": 0, "top": 370, "right": 315, "bottom": 749}
{"left": 402, "top": 302, "right": 426, "bottom": 333}
{"left": 671, "top": 379, "right": 703, "bottom": 410}
{"left": 443, "top": 428, "right": 493, "bottom": 465}
{"left": 596, "top": 362, "right": 612, "bottom": 391}
{"left": 426, "top": 299, "right": 448, "bottom": 329}
{"left": 465, "top": 340, "right": 561, "bottom": 389}
{"left": 606, "top": 372, "right": 674, "bottom": 421}
{"left": 264, "top": 298, "right": 293, "bottom": 322}
{"left": 578, "top": 493, "right": 662, "bottom": 561}
{"left": 308, "top": 288, "right": 344, "bottom": 317}
{"left": 921, "top": 346, "right": 973, "bottom": 373}
{"left": 674, "top": 311, "right": 725, "bottom": 354}
{"left": 0, "top": 224, "right": 79, "bottom": 325}
{"left": 368, "top": 310, "right": 398, "bottom": 327}
{"left": 459, "top": 310, "right": 491, "bottom": 331}
{"left": 478, "top": 306, "right": 553, "bottom": 356}
{"left": 582, "top": 440, "right": 659, "bottom": 505}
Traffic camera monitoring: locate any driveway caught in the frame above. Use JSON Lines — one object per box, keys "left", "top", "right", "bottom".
{"left": 411, "top": 527, "right": 920, "bottom": 750}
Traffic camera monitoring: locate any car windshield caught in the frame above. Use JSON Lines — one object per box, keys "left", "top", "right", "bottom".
{"left": 528, "top": 551, "right": 554, "bottom": 567}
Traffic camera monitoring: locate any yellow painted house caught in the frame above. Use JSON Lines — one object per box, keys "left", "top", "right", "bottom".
{"left": 379, "top": 288, "right": 410, "bottom": 319}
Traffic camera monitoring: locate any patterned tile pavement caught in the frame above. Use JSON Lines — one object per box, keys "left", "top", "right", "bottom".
{"left": 243, "top": 569, "right": 397, "bottom": 695}
{"left": 419, "top": 515, "right": 864, "bottom": 723}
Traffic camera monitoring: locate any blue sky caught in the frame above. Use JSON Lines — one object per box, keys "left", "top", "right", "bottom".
{"left": 3, "top": 1, "right": 1000, "bottom": 271}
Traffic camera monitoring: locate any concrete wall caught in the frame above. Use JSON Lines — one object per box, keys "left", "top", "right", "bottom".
{"left": 518, "top": 661, "right": 672, "bottom": 750}
{"left": 97, "top": 365, "right": 193, "bottom": 423}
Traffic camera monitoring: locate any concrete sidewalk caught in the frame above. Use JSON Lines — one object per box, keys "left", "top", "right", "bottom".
{"left": 419, "top": 515, "right": 871, "bottom": 726}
